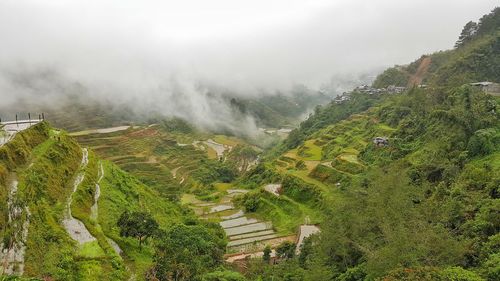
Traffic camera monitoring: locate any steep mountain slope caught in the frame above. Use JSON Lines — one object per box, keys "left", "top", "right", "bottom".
{"left": 0, "top": 123, "right": 205, "bottom": 280}
{"left": 1, "top": 6, "right": 499, "bottom": 281}
{"left": 0, "top": 80, "right": 328, "bottom": 135}
{"left": 71, "top": 121, "right": 260, "bottom": 201}
{"left": 242, "top": 84, "right": 498, "bottom": 281}
{"left": 373, "top": 7, "right": 500, "bottom": 89}
{"left": 239, "top": 8, "right": 500, "bottom": 281}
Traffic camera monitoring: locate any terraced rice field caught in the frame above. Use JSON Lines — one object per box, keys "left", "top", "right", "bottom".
{"left": 184, "top": 189, "right": 291, "bottom": 254}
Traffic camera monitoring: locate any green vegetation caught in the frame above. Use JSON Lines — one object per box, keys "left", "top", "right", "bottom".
{"left": 0, "top": 122, "right": 51, "bottom": 242}
{"left": 372, "top": 67, "right": 410, "bottom": 88}
{"left": 97, "top": 161, "right": 189, "bottom": 279}
{"left": 236, "top": 167, "right": 325, "bottom": 234}
{"left": 240, "top": 9, "right": 500, "bottom": 279}
{"left": 229, "top": 85, "right": 330, "bottom": 128}
{"left": 245, "top": 53, "right": 499, "bottom": 281}
{"left": 280, "top": 92, "right": 384, "bottom": 152}
{"left": 74, "top": 122, "right": 256, "bottom": 202}
{"left": 117, "top": 211, "right": 159, "bottom": 249}
{"left": 2, "top": 7, "right": 500, "bottom": 281}
{"left": 149, "top": 223, "right": 227, "bottom": 281}
{"left": 275, "top": 241, "right": 295, "bottom": 260}
{"left": 243, "top": 82, "right": 499, "bottom": 280}
{"left": 372, "top": 7, "right": 500, "bottom": 89}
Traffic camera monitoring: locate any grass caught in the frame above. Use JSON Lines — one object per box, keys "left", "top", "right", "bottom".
{"left": 206, "top": 146, "right": 218, "bottom": 159}
{"left": 2, "top": 124, "right": 135, "bottom": 280}
{"left": 301, "top": 139, "right": 322, "bottom": 161}
{"left": 377, "top": 123, "right": 397, "bottom": 132}
{"left": 181, "top": 193, "right": 201, "bottom": 205}
{"left": 289, "top": 169, "right": 335, "bottom": 197}
{"left": 247, "top": 191, "right": 323, "bottom": 235}
{"left": 97, "top": 161, "right": 191, "bottom": 280}
{"left": 78, "top": 241, "right": 106, "bottom": 258}
{"left": 74, "top": 125, "right": 253, "bottom": 199}
{"left": 213, "top": 135, "right": 242, "bottom": 147}
{"left": 339, "top": 154, "right": 360, "bottom": 164}
{"left": 14, "top": 129, "right": 94, "bottom": 279}
{"left": 214, "top": 182, "right": 233, "bottom": 192}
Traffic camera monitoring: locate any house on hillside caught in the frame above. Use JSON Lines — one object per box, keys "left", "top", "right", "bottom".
{"left": 334, "top": 93, "right": 351, "bottom": 104}
{"left": 264, "top": 184, "right": 282, "bottom": 196}
{"left": 470, "top": 82, "right": 500, "bottom": 95}
{"left": 387, "top": 85, "right": 406, "bottom": 94}
{"left": 373, "top": 137, "right": 389, "bottom": 147}
{"left": 355, "top": 85, "right": 384, "bottom": 95}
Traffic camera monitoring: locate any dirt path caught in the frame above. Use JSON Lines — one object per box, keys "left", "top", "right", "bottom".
{"left": 171, "top": 166, "right": 181, "bottom": 178}
{"left": 226, "top": 250, "right": 276, "bottom": 263}
{"left": 90, "top": 162, "right": 104, "bottom": 221}
{"left": 69, "top": 126, "right": 130, "bottom": 136}
{"left": 408, "top": 56, "right": 431, "bottom": 87}
{"left": 88, "top": 161, "right": 124, "bottom": 256}
{"left": 62, "top": 148, "right": 97, "bottom": 244}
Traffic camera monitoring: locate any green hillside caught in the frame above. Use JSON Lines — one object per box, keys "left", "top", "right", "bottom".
{"left": 0, "top": 123, "right": 227, "bottom": 280}
{"left": 239, "top": 7, "right": 500, "bottom": 281}
{"left": 373, "top": 7, "right": 500, "bottom": 89}
{"left": 249, "top": 85, "right": 498, "bottom": 280}
{"left": 1, "top": 6, "right": 499, "bottom": 281}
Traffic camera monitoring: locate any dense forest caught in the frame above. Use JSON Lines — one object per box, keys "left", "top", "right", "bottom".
{"left": 239, "top": 7, "right": 500, "bottom": 281}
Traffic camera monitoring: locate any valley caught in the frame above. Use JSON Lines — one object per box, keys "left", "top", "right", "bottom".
{"left": 0, "top": 5, "right": 499, "bottom": 281}
{"left": 69, "top": 123, "right": 315, "bottom": 260}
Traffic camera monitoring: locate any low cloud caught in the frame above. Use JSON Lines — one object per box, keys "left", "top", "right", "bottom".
{"left": 0, "top": 0, "right": 497, "bottom": 134}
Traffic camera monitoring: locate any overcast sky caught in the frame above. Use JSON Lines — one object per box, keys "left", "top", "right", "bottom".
{"left": 0, "top": 0, "right": 497, "bottom": 133}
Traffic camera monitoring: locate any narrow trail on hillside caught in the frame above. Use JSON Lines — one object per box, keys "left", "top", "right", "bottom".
{"left": 89, "top": 161, "right": 124, "bottom": 256}
{"left": 90, "top": 162, "right": 104, "bottom": 221}
{"left": 408, "top": 56, "right": 431, "bottom": 87}
{"left": 171, "top": 166, "right": 180, "bottom": 179}
{"left": 62, "top": 148, "right": 97, "bottom": 244}
{"left": 0, "top": 177, "right": 31, "bottom": 275}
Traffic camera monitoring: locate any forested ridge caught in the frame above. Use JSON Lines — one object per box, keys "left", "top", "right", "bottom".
{"left": 239, "top": 7, "right": 499, "bottom": 281}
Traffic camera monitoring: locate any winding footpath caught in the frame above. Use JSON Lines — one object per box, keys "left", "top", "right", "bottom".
{"left": 90, "top": 162, "right": 104, "bottom": 221}
{"left": 62, "top": 148, "right": 96, "bottom": 244}
{"left": 90, "top": 162, "right": 124, "bottom": 256}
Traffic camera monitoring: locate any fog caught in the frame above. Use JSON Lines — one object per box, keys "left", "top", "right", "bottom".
{"left": 0, "top": 0, "right": 497, "bottom": 134}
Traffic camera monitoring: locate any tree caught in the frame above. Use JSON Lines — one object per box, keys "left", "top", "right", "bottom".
{"left": 151, "top": 224, "right": 226, "bottom": 281}
{"left": 263, "top": 245, "right": 272, "bottom": 264}
{"left": 295, "top": 160, "right": 306, "bottom": 170}
{"left": 298, "top": 237, "right": 313, "bottom": 268}
{"left": 117, "top": 211, "right": 159, "bottom": 249}
{"left": 276, "top": 241, "right": 295, "bottom": 260}
{"left": 201, "top": 270, "right": 247, "bottom": 281}
{"left": 242, "top": 194, "right": 260, "bottom": 212}
{"left": 455, "top": 21, "right": 478, "bottom": 48}
{"left": 467, "top": 128, "right": 497, "bottom": 157}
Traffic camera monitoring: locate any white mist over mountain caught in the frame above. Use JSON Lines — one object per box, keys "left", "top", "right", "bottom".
{"left": 0, "top": 0, "right": 497, "bottom": 134}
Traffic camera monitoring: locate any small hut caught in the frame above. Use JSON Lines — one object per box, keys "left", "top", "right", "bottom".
{"left": 373, "top": 137, "right": 389, "bottom": 147}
